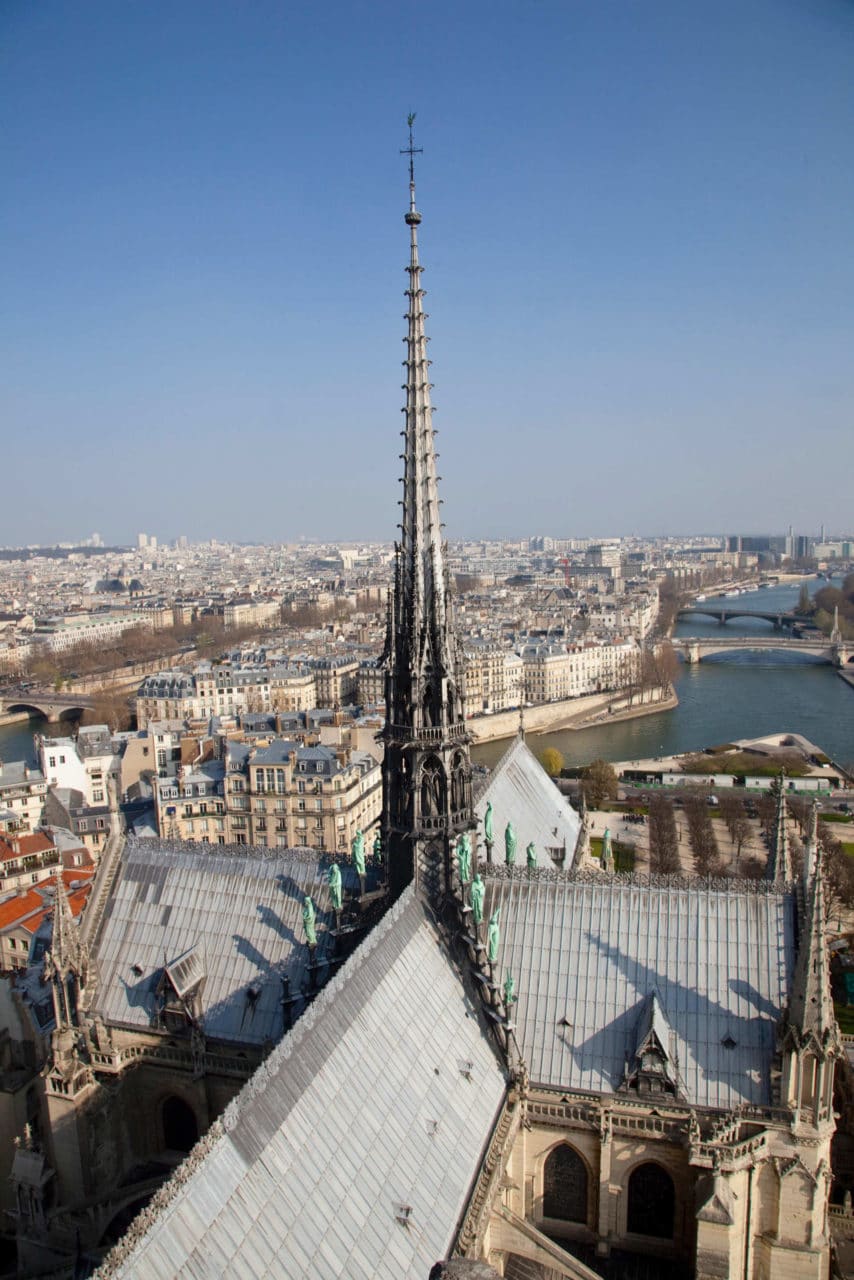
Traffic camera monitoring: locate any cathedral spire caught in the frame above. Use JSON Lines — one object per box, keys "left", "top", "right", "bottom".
{"left": 397, "top": 113, "right": 450, "bottom": 673}
{"left": 382, "top": 120, "right": 473, "bottom": 899}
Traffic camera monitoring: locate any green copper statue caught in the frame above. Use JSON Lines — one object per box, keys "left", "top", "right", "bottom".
{"left": 302, "top": 895, "right": 317, "bottom": 947}
{"left": 328, "top": 863, "right": 343, "bottom": 912}
{"left": 487, "top": 906, "right": 501, "bottom": 964}
{"left": 373, "top": 830, "right": 383, "bottom": 864}
{"left": 484, "top": 801, "right": 494, "bottom": 844}
{"left": 351, "top": 829, "right": 366, "bottom": 875}
{"left": 601, "top": 826, "right": 613, "bottom": 871}
{"left": 504, "top": 821, "right": 517, "bottom": 866}
{"left": 469, "top": 872, "right": 485, "bottom": 926}
{"left": 503, "top": 971, "right": 516, "bottom": 1009}
{"left": 456, "top": 832, "right": 471, "bottom": 886}
{"left": 526, "top": 841, "right": 537, "bottom": 869}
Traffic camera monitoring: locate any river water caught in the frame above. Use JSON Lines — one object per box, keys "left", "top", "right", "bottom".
{"left": 2, "top": 580, "right": 851, "bottom": 774}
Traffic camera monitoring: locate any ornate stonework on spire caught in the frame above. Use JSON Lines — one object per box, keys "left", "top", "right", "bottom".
{"left": 802, "top": 799, "right": 819, "bottom": 888}
{"left": 382, "top": 119, "right": 473, "bottom": 899}
{"left": 44, "top": 870, "right": 89, "bottom": 1030}
{"left": 789, "top": 843, "right": 836, "bottom": 1048}
{"left": 766, "top": 772, "right": 793, "bottom": 882}
{"left": 781, "top": 836, "right": 841, "bottom": 1127}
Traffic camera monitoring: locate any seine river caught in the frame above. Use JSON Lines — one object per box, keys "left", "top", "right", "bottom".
{"left": 1, "top": 580, "right": 851, "bottom": 774}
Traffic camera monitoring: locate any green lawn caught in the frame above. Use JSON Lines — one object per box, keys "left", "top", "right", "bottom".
{"left": 835, "top": 1004, "right": 854, "bottom": 1035}
{"left": 589, "top": 838, "right": 635, "bottom": 872}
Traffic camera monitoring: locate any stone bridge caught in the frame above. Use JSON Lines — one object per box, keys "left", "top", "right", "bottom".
{"left": 677, "top": 606, "right": 805, "bottom": 629}
{"left": 0, "top": 689, "right": 95, "bottom": 722}
{"left": 679, "top": 635, "right": 851, "bottom": 666}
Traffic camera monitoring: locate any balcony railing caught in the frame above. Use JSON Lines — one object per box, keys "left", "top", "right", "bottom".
{"left": 419, "top": 809, "right": 471, "bottom": 833}
{"left": 386, "top": 722, "right": 468, "bottom": 745}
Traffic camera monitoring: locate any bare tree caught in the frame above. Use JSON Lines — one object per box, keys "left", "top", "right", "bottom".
{"left": 819, "top": 823, "right": 854, "bottom": 923}
{"left": 755, "top": 790, "right": 777, "bottom": 842}
{"left": 648, "top": 794, "right": 681, "bottom": 874}
{"left": 718, "top": 790, "right": 743, "bottom": 842}
{"left": 787, "top": 795, "right": 810, "bottom": 835}
{"left": 717, "top": 791, "right": 751, "bottom": 868}
{"left": 82, "top": 687, "right": 134, "bottom": 732}
{"left": 683, "top": 790, "right": 721, "bottom": 875}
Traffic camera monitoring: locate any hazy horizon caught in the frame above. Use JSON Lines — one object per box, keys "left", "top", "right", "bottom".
{"left": 3, "top": 0, "right": 852, "bottom": 545}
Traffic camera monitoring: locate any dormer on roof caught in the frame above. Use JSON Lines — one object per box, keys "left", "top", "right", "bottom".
{"left": 621, "top": 988, "right": 683, "bottom": 1099}
{"left": 156, "top": 945, "right": 206, "bottom": 1030}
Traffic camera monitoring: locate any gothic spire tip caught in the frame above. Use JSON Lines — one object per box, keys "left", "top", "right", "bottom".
{"left": 401, "top": 112, "right": 423, "bottom": 226}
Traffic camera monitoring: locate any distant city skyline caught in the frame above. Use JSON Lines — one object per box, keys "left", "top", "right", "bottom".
{"left": 1, "top": 524, "right": 849, "bottom": 553}
{"left": 3, "top": 0, "right": 852, "bottom": 545}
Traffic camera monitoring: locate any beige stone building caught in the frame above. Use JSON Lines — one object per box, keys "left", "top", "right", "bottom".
{"left": 222, "top": 597, "right": 280, "bottom": 629}
{"left": 154, "top": 738, "right": 381, "bottom": 853}
{"left": 356, "top": 657, "right": 385, "bottom": 706}
{"left": 227, "top": 739, "right": 381, "bottom": 850}
{"left": 269, "top": 664, "right": 317, "bottom": 711}
{"left": 465, "top": 643, "right": 523, "bottom": 714}
{"left": 137, "top": 663, "right": 274, "bottom": 725}
{"left": 310, "top": 656, "right": 360, "bottom": 708}
{"left": 519, "top": 639, "right": 640, "bottom": 704}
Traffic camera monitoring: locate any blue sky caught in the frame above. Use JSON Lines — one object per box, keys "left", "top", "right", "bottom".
{"left": 2, "top": 0, "right": 852, "bottom": 545}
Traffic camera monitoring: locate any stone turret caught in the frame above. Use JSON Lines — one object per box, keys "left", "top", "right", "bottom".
{"left": 43, "top": 870, "right": 89, "bottom": 1032}
{"left": 766, "top": 772, "right": 793, "bottom": 882}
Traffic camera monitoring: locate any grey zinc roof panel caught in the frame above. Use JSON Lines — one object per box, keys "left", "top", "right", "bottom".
{"left": 93, "top": 840, "right": 377, "bottom": 1045}
{"left": 100, "top": 891, "right": 507, "bottom": 1280}
{"left": 482, "top": 873, "right": 795, "bottom": 1109}
{"left": 474, "top": 735, "right": 581, "bottom": 867}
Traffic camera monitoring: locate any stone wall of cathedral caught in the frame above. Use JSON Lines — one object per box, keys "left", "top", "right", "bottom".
{"left": 479, "top": 1092, "right": 835, "bottom": 1280}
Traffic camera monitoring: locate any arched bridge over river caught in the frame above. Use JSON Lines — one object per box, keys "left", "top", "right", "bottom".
{"left": 0, "top": 690, "right": 95, "bottom": 722}
{"left": 677, "top": 606, "right": 809, "bottom": 630}
{"left": 679, "top": 635, "right": 851, "bottom": 666}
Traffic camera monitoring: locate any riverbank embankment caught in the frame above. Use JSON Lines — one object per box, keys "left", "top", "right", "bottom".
{"left": 0, "top": 709, "right": 32, "bottom": 728}
{"left": 468, "top": 687, "right": 676, "bottom": 745}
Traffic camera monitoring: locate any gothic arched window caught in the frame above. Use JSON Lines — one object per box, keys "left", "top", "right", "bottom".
{"left": 420, "top": 757, "right": 445, "bottom": 818}
{"left": 543, "top": 1144, "right": 588, "bottom": 1223}
{"left": 422, "top": 684, "right": 435, "bottom": 728}
{"left": 451, "top": 751, "right": 468, "bottom": 813}
{"left": 626, "top": 1162, "right": 675, "bottom": 1238}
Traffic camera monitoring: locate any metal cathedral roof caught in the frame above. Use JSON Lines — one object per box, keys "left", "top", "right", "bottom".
{"left": 482, "top": 871, "right": 796, "bottom": 1109}
{"left": 93, "top": 840, "right": 377, "bottom": 1045}
{"left": 96, "top": 890, "right": 507, "bottom": 1280}
{"left": 474, "top": 734, "right": 582, "bottom": 866}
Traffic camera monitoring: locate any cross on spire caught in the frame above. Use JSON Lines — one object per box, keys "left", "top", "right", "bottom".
{"left": 400, "top": 112, "right": 423, "bottom": 187}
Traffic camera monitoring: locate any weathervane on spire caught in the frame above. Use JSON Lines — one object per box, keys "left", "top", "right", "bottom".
{"left": 401, "top": 112, "right": 423, "bottom": 185}
{"left": 401, "top": 113, "right": 423, "bottom": 223}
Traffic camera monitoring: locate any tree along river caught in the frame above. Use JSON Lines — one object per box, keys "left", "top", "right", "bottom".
{"left": 1, "top": 579, "right": 851, "bottom": 775}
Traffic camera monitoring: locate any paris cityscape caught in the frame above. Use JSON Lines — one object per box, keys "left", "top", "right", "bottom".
{"left": 2, "top": 2, "right": 853, "bottom": 1279}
